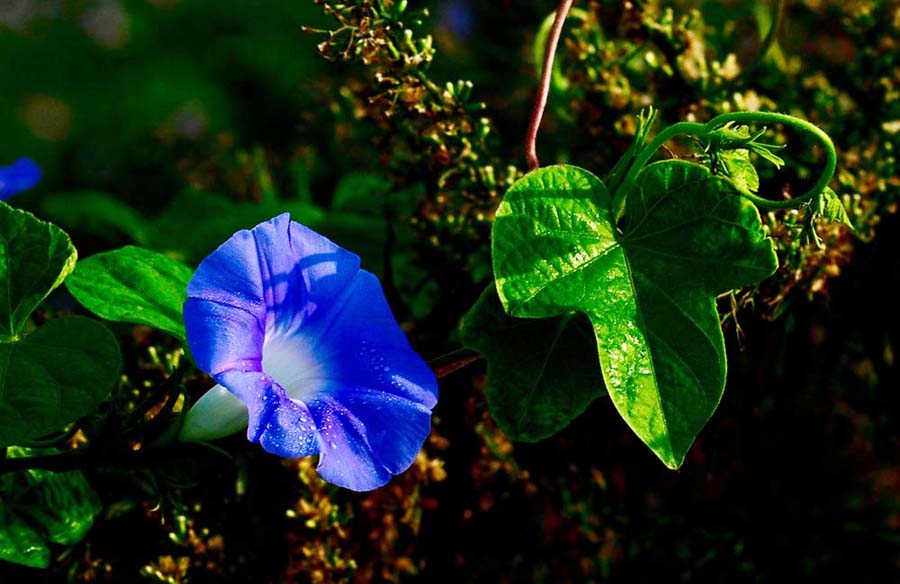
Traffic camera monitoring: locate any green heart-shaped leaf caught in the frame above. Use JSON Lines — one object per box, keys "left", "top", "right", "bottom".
{"left": 0, "top": 316, "right": 121, "bottom": 448}
{"left": 492, "top": 161, "right": 777, "bottom": 468}
{"left": 66, "top": 246, "right": 194, "bottom": 341}
{"left": 0, "top": 447, "right": 102, "bottom": 568}
{"left": 461, "top": 285, "right": 603, "bottom": 441}
{"left": 0, "top": 202, "right": 77, "bottom": 340}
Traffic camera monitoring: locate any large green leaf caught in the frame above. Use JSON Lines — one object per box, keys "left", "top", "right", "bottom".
{"left": 0, "top": 202, "right": 77, "bottom": 340}
{"left": 461, "top": 286, "right": 603, "bottom": 441}
{"left": 0, "top": 447, "right": 102, "bottom": 568}
{"left": 66, "top": 246, "right": 194, "bottom": 341}
{"left": 492, "top": 161, "right": 777, "bottom": 468}
{"left": 0, "top": 316, "right": 121, "bottom": 448}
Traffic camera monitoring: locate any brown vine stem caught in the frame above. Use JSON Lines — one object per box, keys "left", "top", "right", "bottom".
{"left": 525, "top": 0, "right": 575, "bottom": 171}
{"left": 428, "top": 348, "right": 482, "bottom": 379}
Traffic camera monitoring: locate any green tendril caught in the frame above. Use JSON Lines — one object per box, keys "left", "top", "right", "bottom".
{"left": 612, "top": 111, "right": 837, "bottom": 218}
{"left": 613, "top": 121, "right": 705, "bottom": 218}
{"left": 703, "top": 111, "right": 838, "bottom": 210}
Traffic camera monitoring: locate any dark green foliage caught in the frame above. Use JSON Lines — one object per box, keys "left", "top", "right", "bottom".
{"left": 0, "top": 448, "right": 101, "bottom": 569}
{"left": 461, "top": 286, "right": 603, "bottom": 442}
{"left": 0, "top": 202, "right": 120, "bottom": 449}
{"left": 0, "top": 317, "right": 121, "bottom": 448}
{"left": 0, "top": 202, "right": 75, "bottom": 339}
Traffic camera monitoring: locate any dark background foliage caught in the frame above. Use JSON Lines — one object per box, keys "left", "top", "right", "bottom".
{"left": 0, "top": 0, "right": 897, "bottom": 581}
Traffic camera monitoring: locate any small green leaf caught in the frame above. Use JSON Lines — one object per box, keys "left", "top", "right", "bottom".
{"left": 820, "top": 186, "right": 853, "bottom": 228}
{"left": 0, "top": 201, "right": 77, "bottom": 340}
{"left": 0, "top": 316, "right": 121, "bottom": 448}
{"left": 66, "top": 246, "right": 194, "bottom": 341}
{"left": 747, "top": 141, "right": 785, "bottom": 169}
{"left": 606, "top": 107, "right": 658, "bottom": 193}
{"left": 13, "top": 457, "right": 102, "bottom": 546}
{"left": 462, "top": 286, "right": 603, "bottom": 441}
{"left": 706, "top": 123, "right": 785, "bottom": 172}
{"left": 0, "top": 448, "right": 102, "bottom": 569}
{"left": 492, "top": 161, "right": 777, "bottom": 468}
{"left": 41, "top": 192, "right": 152, "bottom": 246}
{"left": 718, "top": 149, "right": 760, "bottom": 193}
{"left": 0, "top": 505, "right": 48, "bottom": 568}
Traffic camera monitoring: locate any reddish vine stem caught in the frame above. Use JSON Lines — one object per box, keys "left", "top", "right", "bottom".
{"left": 429, "top": 348, "right": 482, "bottom": 379}
{"left": 525, "top": 0, "right": 575, "bottom": 171}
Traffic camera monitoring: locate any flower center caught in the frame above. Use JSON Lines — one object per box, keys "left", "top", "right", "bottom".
{"left": 261, "top": 332, "right": 329, "bottom": 402}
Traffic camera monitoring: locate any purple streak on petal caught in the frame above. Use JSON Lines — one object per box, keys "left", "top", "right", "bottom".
{"left": 0, "top": 158, "right": 42, "bottom": 200}
{"left": 186, "top": 228, "right": 266, "bottom": 323}
{"left": 208, "top": 369, "right": 319, "bottom": 453}
{"left": 183, "top": 297, "right": 264, "bottom": 375}
{"left": 186, "top": 213, "right": 360, "bottom": 338}
{"left": 213, "top": 369, "right": 275, "bottom": 442}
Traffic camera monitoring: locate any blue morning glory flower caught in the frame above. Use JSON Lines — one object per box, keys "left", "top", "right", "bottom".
{"left": 179, "top": 213, "right": 438, "bottom": 491}
{"left": 0, "top": 158, "right": 42, "bottom": 200}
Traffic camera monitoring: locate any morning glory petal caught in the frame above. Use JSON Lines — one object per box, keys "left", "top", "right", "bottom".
{"left": 255, "top": 391, "right": 321, "bottom": 460}
{"left": 268, "top": 271, "right": 438, "bottom": 408}
{"left": 186, "top": 213, "right": 361, "bottom": 347}
{"left": 209, "top": 369, "right": 319, "bottom": 451}
{"left": 182, "top": 213, "right": 438, "bottom": 491}
{"left": 303, "top": 394, "right": 393, "bottom": 491}
{"left": 0, "top": 158, "right": 42, "bottom": 200}
{"left": 310, "top": 387, "right": 433, "bottom": 477}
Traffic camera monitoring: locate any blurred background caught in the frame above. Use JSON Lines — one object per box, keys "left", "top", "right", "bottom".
{"left": 0, "top": 0, "right": 898, "bottom": 582}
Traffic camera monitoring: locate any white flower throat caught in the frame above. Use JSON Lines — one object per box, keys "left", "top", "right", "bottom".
{"left": 261, "top": 331, "right": 329, "bottom": 402}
